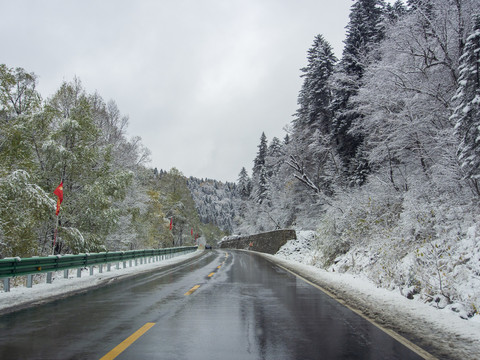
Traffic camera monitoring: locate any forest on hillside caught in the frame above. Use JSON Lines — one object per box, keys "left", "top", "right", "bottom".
{"left": 0, "top": 73, "right": 225, "bottom": 258}
{"left": 199, "top": 0, "right": 480, "bottom": 241}
{"left": 192, "top": 0, "right": 480, "bottom": 316}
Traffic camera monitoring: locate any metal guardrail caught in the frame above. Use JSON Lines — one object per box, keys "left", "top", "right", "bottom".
{"left": 0, "top": 246, "right": 197, "bottom": 292}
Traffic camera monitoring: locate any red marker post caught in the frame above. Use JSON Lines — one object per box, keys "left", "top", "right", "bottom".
{"left": 53, "top": 181, "right": 63, "bottom": 255}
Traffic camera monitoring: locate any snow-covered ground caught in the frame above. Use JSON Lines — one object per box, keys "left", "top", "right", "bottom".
{"left": 0, "top": 250, "right": 202, "bottom": 314}
{"left": 272, "top": 231, "right": 480, "bottom": 360}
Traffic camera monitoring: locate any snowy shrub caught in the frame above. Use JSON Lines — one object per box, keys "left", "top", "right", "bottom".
{"left": 316, "top": 213, "right": 349, "bottom": 267}
{"left": 414, "top": 239, "right": 456, "bottom": 302}
{"left": 316, "top": 179, "right": 403, "bottom": 267}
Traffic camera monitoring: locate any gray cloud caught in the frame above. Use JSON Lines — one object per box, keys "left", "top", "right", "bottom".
{"left": 2, "top": 0, "right": 352, "bottom": 182}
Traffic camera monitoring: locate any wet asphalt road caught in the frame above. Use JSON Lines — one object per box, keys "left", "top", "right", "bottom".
{"left": 0, "top": 250, "right": 426, "bottom": 359}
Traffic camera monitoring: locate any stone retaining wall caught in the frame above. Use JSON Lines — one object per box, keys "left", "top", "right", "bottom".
{"left": 219, "top": 229, "right": 296, "bottom": 254}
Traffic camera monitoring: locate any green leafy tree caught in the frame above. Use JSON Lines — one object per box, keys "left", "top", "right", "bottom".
{"left": 0, "top": 65, "right": 49, "bottom": 257}
{"left": 0, "top": 170, "right": 54, "bottom": 257}
{"left": 160, "top": 168, "right": 202, "bottom": 246}
{"left": 0, "top": 65, "right": 42, "bottom": 173}
{"left": 38, "top": 79, "right": 132, "bottom": 253}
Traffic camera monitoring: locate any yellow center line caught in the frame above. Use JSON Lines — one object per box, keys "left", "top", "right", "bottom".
{"left": 184, "top": 284, "right": 201, "bottom": 295}
{"left": 217, "top": 265, "right": 222, "bottom": 269}
{"left": 100, "top": 322, "right": 155, "bottom": 360}
{"left": 208, "top": 272, "right": 215, "bottom": 277}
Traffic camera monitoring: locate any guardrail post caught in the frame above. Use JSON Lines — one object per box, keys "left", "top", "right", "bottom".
{"left": 90, "top": 266, "right": 94, "bottom": 276}
{"left": 27, "top": 274, "right": 33, "bottom": 288}
{"left": 129, "top": 259, "right": 132, "bottom": 267}
{"left": 123, "top": 261, "right": 127, "bottom": 269}
{"left": 64, "top": 269, "right": 69, "bottom": 279}
{"left": 46, "top": 272, "right": 53, "bottom": 284}
{"left": 3, "top": 277, "right": 10, "bottom": 292}
{"left": 107, "top": 263, "right": 111, "bottom": 272}
{"left": 99, "top": 264, "right": 103, "bottom": 273}
{"left": 77, "top": 268, "right": 82, "bottom": 278}
{"left": 116, "top": 262, "right": 120, "bottom": 270}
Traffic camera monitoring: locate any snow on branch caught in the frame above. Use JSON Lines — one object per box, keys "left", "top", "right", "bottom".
{"left": 286, "top": 155, "right": 320, "bottom": 194}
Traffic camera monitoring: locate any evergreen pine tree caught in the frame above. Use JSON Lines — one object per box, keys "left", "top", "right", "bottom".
{"left": 295, "top": 34, "right": 337, "bottom": 135}
{"left": 256, "top": 166, "right": 269, "bottom": 205}
{"left": 252, "top": 132, "right": 269, "bottom": 204}
{"left": 237, "top": 167, "right": 251, "bottom": 199}
{"left": 452, "top": 14, "right": 480, "bottom": 182}
{"left": 330, "top": 0, "right": 386, "bottom": 184}
{"left": 266, "top": 137, "right": 283, "bottom": 177}
{"left": 288, "top": 35, "right": 339, "bottom": 195}
{"left": 253, "top": 132, "right": 268, "bottom": 177}
{"left": 385, "top": 0, "right": 407, "bottom": 22}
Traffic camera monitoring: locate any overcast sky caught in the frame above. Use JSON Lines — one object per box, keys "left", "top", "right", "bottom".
{"left": 2, "top": 0, "right": 354, "bottom": 182}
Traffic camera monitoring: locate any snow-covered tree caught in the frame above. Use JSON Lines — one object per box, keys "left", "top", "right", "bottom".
{"left": 237, "top": 167, "right": 251, "bottom": 199}
{"left": 330, "top": 0, "right": 386, "bottom": 183}
{"left": 252, "top": 132, "right": 269, "bottom": 204}
{"left": 452, "top": 14, "right": 480, "bottom": 191}
{"left": 0, "top": 170, "right": 54, "bottom": 257}
{"left": 0, "top": 65, "right": 43, "bottom": 173}
{"left": 288, "top": 34, "right": 340, "bottom": 196}
{"left": 295, "top": 34, "right": 337, "bottom": 134}
{"left": 352, "top": 0, "right": 474, "bottom": 194}
{"left": 0, "top": 65, "right": 41, "bottom": 118}
{"left": 40, "top": 79, "right": 134, "bottom": 252}
{"left": 253, "top": 132, "right": 267, "bottom": 176}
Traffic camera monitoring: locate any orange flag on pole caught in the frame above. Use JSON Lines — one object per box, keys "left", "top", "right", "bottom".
{"left": 54, "top": 182, "right": 63, "bottom": 216}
